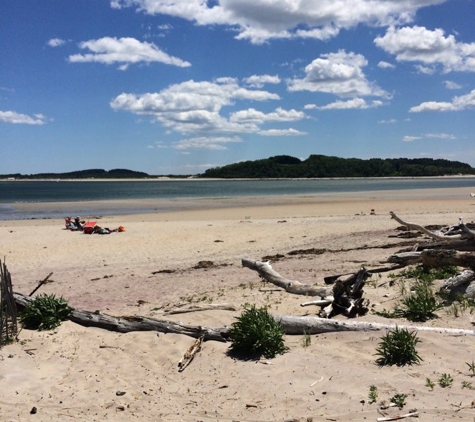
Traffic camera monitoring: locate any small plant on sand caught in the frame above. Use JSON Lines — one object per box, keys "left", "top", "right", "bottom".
{"left": 368, "top": 385, "right": 378, "bottom": 404}
{"left": 20, "top": 294, "right": 72, "bottom": 331}
{"left": 438, "top": 373, "right": 454, "bottom": 388}
{"left": 374, "top": 279, "right": 442, "bottom": 322}
{"left": 461, "top": 381, "right": 475, "bottom": 390}
{"left": 302, "top": 330, "right": 312, "bottom": 348}
{"left": 466, "top": 360, "right": 475, "bottom": 377}
{"left": 375, "top": 327, "right": 422, "bottom": 367}
{"left": 425, "top": 378, "right": 435, "bottom": 390}
{"left": 390, "top": 393, "right": 407, "bottom": 409}
{"left": 228, "top": 304, "right": 288, "bottom": 359}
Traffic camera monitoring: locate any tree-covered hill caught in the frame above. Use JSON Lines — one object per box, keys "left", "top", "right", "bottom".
{"left": 200, "top": 155, "right": 475, "bottom": 178}
{"left": 1, "top": 169, "right": 150, "bottom": 179}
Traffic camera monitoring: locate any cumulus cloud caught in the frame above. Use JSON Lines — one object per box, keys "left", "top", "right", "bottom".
{"left": 48, "top": 38, "right": 67, "bottom": 47}
{"left": 68, "top": 37, "right": 191, "bottom": 69}
{"left": 425, "top": 132, "right": 456, "bottom": 140}
{"left": 243, "top": 74, "right": 280, "bottom": 88}
{"left": 0, "top": 110, "right": 47, "bottom": 125}
{"left": 312, "top": 98, "right": 384, "bottom": 110}
{"left": 173, "top": 136, "right": 242, "bottom": 150}
{"left": 403, "top": 135, "right": 422, "bottom": 142}
{"left": 110, "top": 78, "right": 281, "bottom": 134}
{"left": 287, "top": 50, "right": 389, "bottom": 98}
{"left": 258, "top": 128, "right": 307, "bottom": 136}
{"left": 374, "top": 26, "right": 475, "bottom": 73}
{"left": 377, "top": 61, "right": 395, "bottom": 69}
{"left": 403, "top": 133, "right": 456, "bottom": 142}
{"left": 410, "top": 88, "right": 475, "bottom": 112}
{"left": 230, "top": 107, "right": 305, "bottom": 123}
{"left": 444, "top": 80, "right": 461, "bottom": 90}
{"left": 110, "top": 0, "right": 447, "bottom": 44}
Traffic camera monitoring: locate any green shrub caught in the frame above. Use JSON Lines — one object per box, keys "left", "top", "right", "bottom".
{"left": 20, "top": 294, "right": 72, "bottom": 331}
{"left": 375, "top": 327, "right": 422, "bottom": 367}
{"left": 228, "top": 304, "right": 288, "bottom": 359}
{"left": 374, "top": 279, "right": 442, "bottom": 322}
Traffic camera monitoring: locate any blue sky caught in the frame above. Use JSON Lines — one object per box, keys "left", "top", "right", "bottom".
{"left": 1, "top": 0, "right": 475, "bottom": 175}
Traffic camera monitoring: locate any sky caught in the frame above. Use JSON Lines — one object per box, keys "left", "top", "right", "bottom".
{"left": 1, "top": 0, "right": 475, "bottom": 175}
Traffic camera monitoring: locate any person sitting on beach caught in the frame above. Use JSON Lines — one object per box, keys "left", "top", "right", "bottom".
{"left": 74, "top": 216, "right": 84, "bottom": 230}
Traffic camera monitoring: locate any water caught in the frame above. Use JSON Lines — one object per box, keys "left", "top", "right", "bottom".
{"left": 1, "top": 177, "right": 474, "bottom": 220}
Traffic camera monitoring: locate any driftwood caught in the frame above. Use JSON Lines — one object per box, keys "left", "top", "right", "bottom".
{"left": 13, "top": 292, "right": 229, "bottom": 342}
{"left": 388, "top": 249, "right": 475, "bottom": 270}
{"left": 13, "top": 292, "right": 475, "bottom": 341}
{"left": 178, "top": 336, "right": 203, "bottom": 372}
{"left": 440, "top": 269, "right": 475, "bottom": 299}
{"left": 163, "top": 304, "right": 237, "bottom": 315}
{"left": 389, "top": 211, "right": 475, "bottom": 253}
{"left": 390, "top": 211, "right": 475, "bottom": 241}
{"left": 242, "top": 259, "right": 370, "bottom": 318}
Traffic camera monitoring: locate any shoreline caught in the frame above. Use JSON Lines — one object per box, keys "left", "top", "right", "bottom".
{"left": 1, "top": 186, "right": 474, "bottom": 222}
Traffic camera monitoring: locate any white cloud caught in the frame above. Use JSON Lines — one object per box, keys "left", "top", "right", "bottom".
{"left": 173, "top": 136, "right": 242, "bottom": 150}
{"left": 414, "top": 64, "right": 435, "bottom": 75}
{"left": 425, "top": 133, "right": 456, "bottom": 140}
{"left": 258, "top": 128, "right": 307, "bottom": 136}
{"left": 403, "top": 135, "right": 422, "bottom": 142}
{"left": 68, "top": 37, "right": 191, "bottom": 69}
{"left": 0, "top": 110, "right": 47, "bottom": 125}
{"left": 403, "top": 133, "right": 456, "bottom": 142}
{"left": 314, "top": 98, "right": 383, "bottom": 110}
{"left": 110, "top": 78, "right": 281, "bottom": 134}
{"left": 375, "top": 26, "right": 475, "bottom": 73}
{"left": 377, "top": 61, "right": 395, "bottom": 69}
{"left": 444, "top": 80, "right": 461, "bottom": 90}
{"left": 410, "top": 88, "right": 475, "bottom": 112}
{"left": 287, "top": 51, "right": 389, "bottom": 98}
{"left": 378, "top": 118, "right": 397, "bottom": 124}
{"left": 230, "top": 107, "right": 305, "bottom": 123}
{"left": 243, "top": 74, "right": 280, "bottom": 88}
{"left": 48, "top": 38, "right": 67, "bottom": 47}
{"left": 110, "top": 0, "right": 447, "bottom": 44}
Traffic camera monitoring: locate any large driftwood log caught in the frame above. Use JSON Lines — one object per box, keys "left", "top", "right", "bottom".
{"left": 388, "top": 249, "right": 475, "bottom": 270}
{"left": 390, "top": 211, "right": 475, "bottom": 241}
{"left": 13, "top": 292, "right": 475, "bottom": 340}
{"left": 13, "top": 292, "right": 229, "bottom": 342}
{"left": 242, "top": 259, "right": 370, "bottom": 318}
{"left": 241, "top": 258, "right": 332, "bottom": 297}
{"left": 440, "top": 270, "right": 475, "bottom": 299}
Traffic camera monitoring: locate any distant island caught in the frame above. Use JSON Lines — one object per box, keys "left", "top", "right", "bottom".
{"left": 199, "top": 155, "right": 475, "bottom": 178}
{"left": 2, "top": 155, "right": 475, "bottom": 180}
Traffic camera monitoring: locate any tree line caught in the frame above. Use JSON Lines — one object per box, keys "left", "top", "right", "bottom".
{"left": 200, "top": 155, "right": 475, "bottom": 179}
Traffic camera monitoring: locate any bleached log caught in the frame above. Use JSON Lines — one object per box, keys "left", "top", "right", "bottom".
{"left": 163, "top": 304, "right": 237, "bottom": 315}
{"left": 241, "top": 258, "right": 332, "bottom": 297}
{"left": 300, "top": 297, "right": 334, "bottom": 308}
{"left": 13, "top": 292, "right": 475, "bottom": 341}
{"left": 440, "top": 269, "right": 475, "bottom": 299}
{"left": 420, "top": 249, "right": 475, "bottom": 270}
{"left": 390, "top": 211, "right": 475, "bottom": 241}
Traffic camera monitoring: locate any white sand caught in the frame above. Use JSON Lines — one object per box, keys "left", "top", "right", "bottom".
{"left": 1, "top": 188, "right": 475, "bottom": 421}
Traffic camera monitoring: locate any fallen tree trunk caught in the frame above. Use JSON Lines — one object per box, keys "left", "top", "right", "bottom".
{"left": 440, "top": 269, "right": 475, "bottom": 299}
{"left": 241, "top": 258, "right": 332, "bottom": 297}
{"left": 13, "top": 292, "right": 229, "bottom": 342}
{"left": 13, "top": 292, "right": 475, "bottom": 340}
{"left": 242, "top": 259, "right": 371, "bottom": 317}
{"left": 388, "top": 249, "right": 475, "bottom": 270}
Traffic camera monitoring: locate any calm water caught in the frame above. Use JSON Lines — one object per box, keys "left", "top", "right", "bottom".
{"left": 1, "top": 177, "right": 474, "bottom": 220}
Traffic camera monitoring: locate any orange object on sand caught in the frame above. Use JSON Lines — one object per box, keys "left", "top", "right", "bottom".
{"left": 83, "top": 221, "right": 96, "bottom": 234}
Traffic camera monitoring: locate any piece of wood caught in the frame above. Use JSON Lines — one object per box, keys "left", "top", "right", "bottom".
{"left": 390, "top": 211, "right": 475, "bottom": 241}
{"left": 178, "top": 336, "right": 203, "bottom": 372}
{"left": 440, "top": 269, "right": 475, "bottom": 298}
{"left": 377, "top": 412, "right": 418, "bottom": 421}
{"left": 241, "top": 258, "right": 332, "bottom": 297}
{"left": 163, "top": 304, "right": 237, "bottom": 315}
{"left": 13, "top": 292, "right": 229, "bottom": 342}
{"left": 14, "top": 292, "right": 475, "bottom": 340}
{"left": 28, "top": 272, "right": 53, "bottom": 296}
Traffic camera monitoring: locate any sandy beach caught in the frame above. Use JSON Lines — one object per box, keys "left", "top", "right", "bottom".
{"left": 1, "top": 188, "right": 475, "bottom": 421}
